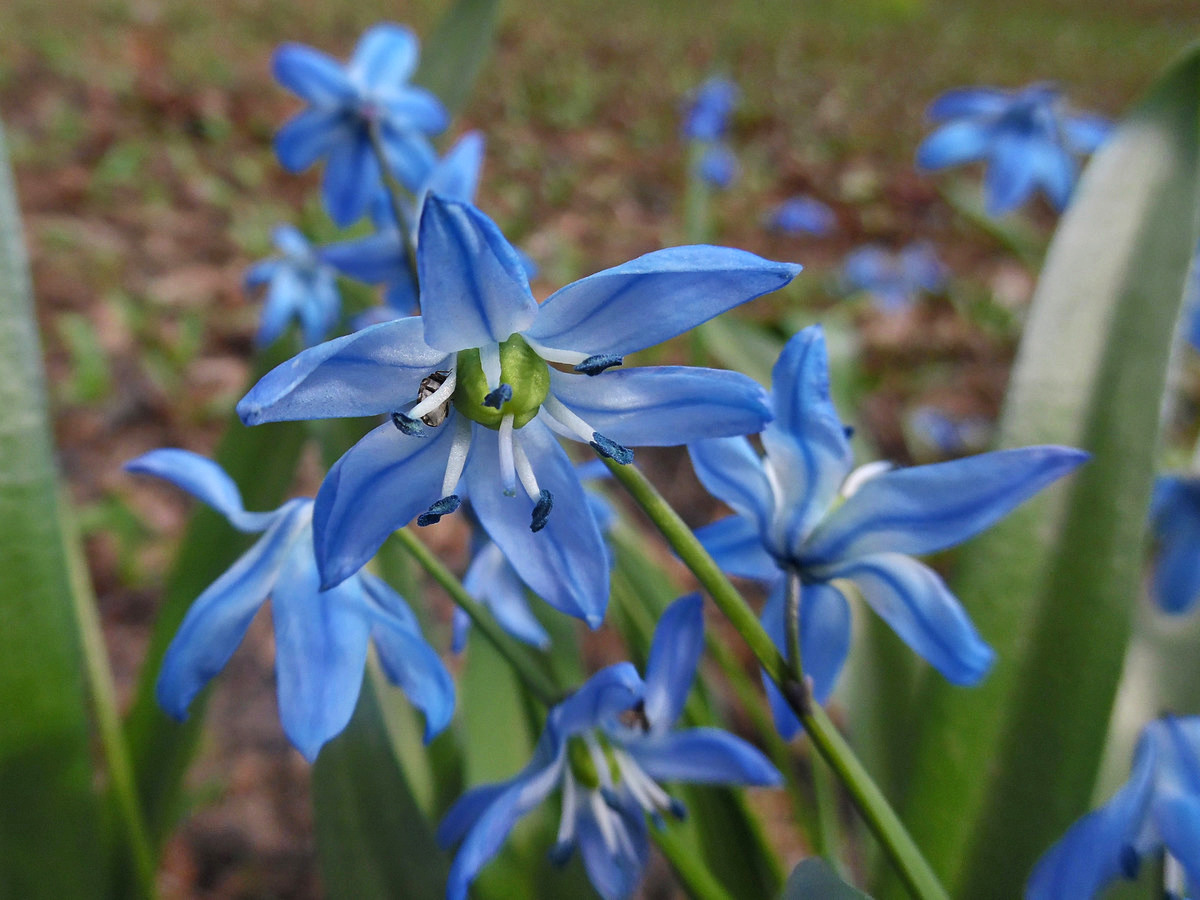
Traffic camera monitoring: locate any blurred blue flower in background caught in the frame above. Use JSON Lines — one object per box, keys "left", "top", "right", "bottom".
{"left": 841, "top": 242, "right": 946, "bottom": 312}
{"left": 905, "top": 405, "right": 992, "bottom": 460}
{"left": 689, "top": 326, "right": 1087, "bottom": 737}
{"left": 1149, "top": 474, "right": 1200, "bottom": 615}
{"left": 126, "top": 449, "right": 453, "bottom": 762}
{"left": 438, "top": 594, "right": 780, "bottom": 900}
{"left": 682, "top": 76, "right": 739, "bottom": 141}
{"left": 696, "top": 143, "right": 738, "bottom": 189}
{"left": 273, "top": 24, "right": 449, "bottom": 226}
{"left": 917, "top": 82, "right": 1112, "bottom": 216}
{"left": 1028, "top": 715, "right": 1200, "bottom": 899}
{"left": 765, "top": 195, "right": 837, "bottom": 237}
{"left": 244, "top": 224, "right": 341, "bottom": 347}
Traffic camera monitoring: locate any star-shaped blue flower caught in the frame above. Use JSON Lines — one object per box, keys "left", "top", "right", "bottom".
{"left": 273, "top": 24, "right": 449, "bottom": 226}
{"left": 682, "top": 76, "right": 739, "bottom": 142}
{"left": 916, "top": 82, "right": 1112, "bottom": 216}
{"left": 126, "top": 449, "right": 453, "bottom": 761}
{"left": 840, "top": 242, "right": 946, "bottom": 313}
{"left": 765, "top": 195, "right": 837, "bottom": 238}
{"left": 1149, "top": 475, "right": 1200, "bottom": 615}
{"left": 244, "top": 224, "right": 342, "bottom": 347}
{"left": 688, "top": 326, "right": 1087, "bottom": 737}
{"left": 237, "top": 195, "right": 800, "bottom": 628}
{"left": 1028, "top": 715, "right": 1200, "bottom": 899}
{"left": 437, "top": 594, "right": 780, "bottom": 900}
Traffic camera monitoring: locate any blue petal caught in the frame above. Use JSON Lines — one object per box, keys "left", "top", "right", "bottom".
{"left": 437, "top": 782, "right": 509, "bottom": 847}
{"left": 983, "top": 131, "right": 1040, "bottom": 215}
{"left": 380, "top": 91, "right": 449, "bottom": 135}
{"left": 359, "top": 573, "right": 455, "bottom": 740}
{"left": 417, "top": 195, "right": 538, "bottom": 352}
{"left": 1028, "top": 138, "right": 1077, "bottom": 211}
{"left": 526, "top": 246, "right": 801, "bottom": 358}
{"left": 820, "top": 553, "right": 994, "bottom": 686}
{"left": 577, "top": 790, "right": 648, "bottom": 900}
{"left": 424, "top": 131, "right": 485, "bottom": 203}
{"left": 1063, "top": 114, "right": 1113, "bottom": 155}
{"left": 273, "top": 223, "right": 313, "bottom": 260}
{"left": 548, "top": 366, "right": 772, "bottom": 447}
{"left": 378, "top": 124, "right": 440, "bottom": 191}
{"left": 551, "top": 663, "right": 643, "bottom": 738}
{"left": 272, "top": 43, "right": 355, "bottom": 106}
{"left": 272, "top": 536, "right": 371, "bottom": 761}
{"left": 926, "top": 87, "right": 1009, "bottom": 122}
{"left": 915, "top": 120, "right": 991, "bottom": 170}
{"left": 462, "top": 542, "right": 551, "bottom": 649}
{"left": 1026, "top": 729, "right": 1158, "bottom": 899}
{"left": 275, "top": 107, "right": 353, "bottom": 173}
{"left": 763, "top": 326, "right": 854, "bottom": 555}
{"left": 803, "top": 446, "right": 1088, "bottom": 562}
{"left": 349, "top": 23, "right": 419, "bottom": 87}
{"left": 688, "top": 437, "right": 774, "bottom": 534}
{"left": 841, "top": 246, "right": 893, "bottom": 293}
{"left": 1151, "top": 477, "right": 1200, "bottom": 614}
{"left": 697, "top": 143, "right": 737, "bottom": 188}
{"left": 767, "top": 196, "right": 836, "bottom": 237}
{"left": 629, "top": 728, "right": 781, "bottom": 786}
{"left": 257, "top": 265, "right": 305, "bottom": 347}
{"left": 465, "top": 420, "right": 609, "bottom": 627}
{"left": 791, "top": 580, "right": 852, "bottom": 704}
{"left": 297, "top": 270, "right": 340, "bottom": 346}
{"left": 322, "top": 134, "right": 379, "bottom": 227}
{"left": 237, "top": 317, "right": 450, "bottom": 424}
{"left": 125, "top": 448, "right": 277, "bottom": 532}
{"left": 155, "top": 501, "right": 310, "bottom": 719}
{"left": 1156, "top": 793, "right": 1200, "bottom": 891}
{"left": 313, "top": 417, "right": 459, "bottom": 589}
{"left": 244, "top": 258, "right": 279, "bottom": 289}
{"left": 320, "top": 231, "right": 408, "bottom": 285}
{"left": 693, "top": 514, "right": 779, "bottom": 583}
{"left": 383, "top": 270, "right": 420, "bottom": 317}
{"left": 642, "top": 594, "right": 704, "bottom": 731}
{"left": 760, "top": 581, "right": 800, "bottom": 740}
{"left": 899, "top": 242, "right": 946, "bottom": 293}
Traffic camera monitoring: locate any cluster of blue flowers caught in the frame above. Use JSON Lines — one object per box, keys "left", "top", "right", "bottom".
{"left": 126, "top": 22, "right": 1191, "bottom": 900}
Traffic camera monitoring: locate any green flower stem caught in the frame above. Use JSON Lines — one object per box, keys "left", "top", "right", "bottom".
{"left": 652, "top": 826, "right": 736, "bottom": 900}
{"left": 366, "top": 121, "right": 420, "bottom": 292}
{"left": 602, "top": 456, "right": 949, "bottom": 900}
{"left": 393, "top": 526, "right": 560, "bottom": 707}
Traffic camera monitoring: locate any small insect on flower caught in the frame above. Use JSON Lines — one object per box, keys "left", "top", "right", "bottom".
{"left": 417, "top": 370, "right": 452, "bottom": 426}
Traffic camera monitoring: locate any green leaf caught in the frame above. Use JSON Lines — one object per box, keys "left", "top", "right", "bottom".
{"left": 0, "top": 117, "right": 108, "bottom": 897}
{"left": 889, "top": 44, "right": 1200, "bottom": 899}
{"left": 313, "top": 669, "right": 451, "bottom": 900}
{"left": 414, "top": 0, "right": 503, "bottom": 115}
{"left": 782, "top": 858, "right": 873, "bottom": 900}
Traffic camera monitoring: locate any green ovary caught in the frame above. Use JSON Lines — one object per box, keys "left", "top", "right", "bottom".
{"left": 453, "top": 334, "right": 551, "bottom": 429}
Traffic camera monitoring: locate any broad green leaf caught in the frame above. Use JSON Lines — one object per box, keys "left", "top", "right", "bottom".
{"left": 313, "top": 668, "right": 450, "bottom": 900}
{"left": 414, "top": 0, "right": 503, "bottom": 115}
{"left": 782, "top": 858, "right": 872, "bottom": 900}
{"left": 888, "top": 45, "right": 1200, "bottom": 899}
{"left": 0, "top": 117, "right": 107, "bottom": 897}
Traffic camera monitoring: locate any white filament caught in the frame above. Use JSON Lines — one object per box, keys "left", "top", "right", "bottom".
{"left": 498, "top": 414, "right": 517, "bottom": 495}
{"left": 408, "top": 368, "right": 457, "bottom": 420}
{"left": 441, "top": 416, "right": 473, "bottom": 496}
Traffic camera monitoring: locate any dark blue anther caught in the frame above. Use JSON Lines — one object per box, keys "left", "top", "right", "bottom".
{"left": 391, "top": 412, "right": 424, "bottom": 435}
{"left": 574, "top": 354, "right": 623, "bottom": 376}
{"left": 417, "top": 494, "right": 461, "bottom": 527}
{"left": 1118, "top": 844, "right": 1140, "bottom": 880}
{"left": 600, "top": 786, "right": 621, "bottom": 810}
{"left": 843, "top": 425, "right": 855, "bottom": 440}
{"left": 530, "top": 489, "right": 553, "bottom": 532}
{"left": 548, "top": 841, "right": 574, "bottom": 867}
{"left": 649, "top": 811, "right": 666, "bottom": 830}
{"left": 483, "top": 383, "right": 513, "bottom": 409}
{"left": 590, "top": 432, "right": 634, "bottom": 465}
{"left": 668, "top": 797, "right": 688, "bottom": 821}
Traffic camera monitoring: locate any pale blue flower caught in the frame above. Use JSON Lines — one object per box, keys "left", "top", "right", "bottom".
{"left": 273, "top": 24, "right": 448, "bottom": 226}
{"left": 766, "top": 196, "right": 837, "bottom": 237}
{"left": 238, "top": 195, "right": 799, "bottom": 628}
{"left": 244, "top": 224, "right": 341, "bottom": 347}
{"left": 1028, "top": 715, "right": 1200, "bottom": 899}
{"left": 696, "top": 143, "right": 737, "bottom": 189}
{"left": 917, "top": 83, "right": 1112, "bottom": 216}
{"left": 906, "top": 405, "right": 992, "bottom": 459}
{"left": 688, "top": 326, "right": 1087, "bottom": 737}
{"left": 682, "top": 76, "right": 739, "bottom": 142}
{"left": 841, "top": 242, "right": 946, "bottom": 312}
{"left": 437, "top": 595, "right": 780, "bottom": 900}
{"left": 126, "top": 449, "right": 453, "bottom": 761}
{"left": 1149, "top": 475, "right": 1200, "bottom": 615}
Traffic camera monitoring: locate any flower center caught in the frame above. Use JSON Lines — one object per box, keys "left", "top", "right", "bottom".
{"left": 454, "top": 335, "right": 550, "bottom": 429}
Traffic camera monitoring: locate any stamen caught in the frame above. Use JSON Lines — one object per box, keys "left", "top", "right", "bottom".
{"left": 556, "top": 772, "right": 579, "bottom": 847}
{"left": 531, "top": 490, "right": 553, "bottom": 533}
{"left": 541, "top": 395, "right": 596, "bottom": 443}
{"left": 1119, "top": 845, "right": 1140, "bottom": 880}
{"left": 391, "top": 412, "right": 424, "bottom": 435}
{"left": 574, "top": 354, "right": 623, "bottom": 376}
{"left": 589, "top": 790, "right": 619, "bottom": 855}
{"left": 417, "top": 494, "right": 460, "bottom": 526}
{"left": 483, "top": 383, "right": 513, "bottom": 409}
{"left": 590, "top": 432, "right": 633, "bottom": 465}
{"left": 480, "top": 341, "right": 502, "bottom": 391}
{"left": 521, "top": 336, "right": 588, "bottom": 367}
{"left": 408, "top": 368, "right": 457, "bottom": 420}
{"left": 512, "top": 438, "right": 542, "bottom": 504}
{"left": 441, "top": 415, "right": 473, "bottom": 497}
{"left": 498, "top": 415, "right": 517, "bottom": 496}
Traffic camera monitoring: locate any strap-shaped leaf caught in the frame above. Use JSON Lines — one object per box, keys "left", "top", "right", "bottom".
{"left": 890, "top": 44, "right": 1200, "bottom": 899}
{"left": 782, "top": 858, "right": 872, "bottom": 900}
{"left": 413, "top": 0, "right": 502, "bottom": 116}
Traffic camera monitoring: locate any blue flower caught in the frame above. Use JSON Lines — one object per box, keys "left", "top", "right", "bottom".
{"left": 237, "top": 195, "right": 800, "bottom": 627}
{"left": 682, "top": 76, "right": 739, "bottom": 142}
{"left": 1027, "top": 715, "right": 1200, "bottom": 899}
{"left": 1149, "top": 475, "right": 1200, "bottom": 615}
{"left": 765, "top": 196, "right": 837, "bottom": 238}
{"left": 688, "top": 326, "right": 1087, "bottom": 737}
{"left": 916, "top": 82, "right": 1112, "bottom": 216}
{"left": 695, "top": 143, "right": 738, "bottom": 189}
{"left": 125, "top": 449, "right": 453, "bottom": 761}
{"left": 273, "top": 24, "right": 449, "bottom": 226}
{"left": 840, "top": 242, "right": 946, "bottom": 313}
{"left": 905, "top": 405, "right": 992, "bottom": 460}
{"left": 437, "top": 594, "right": 780, "bottom": 900}
{"left": 244, "top": 224, "right": 342, "bottom": 347}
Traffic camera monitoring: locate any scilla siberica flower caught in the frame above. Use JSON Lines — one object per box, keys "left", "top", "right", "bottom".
{"left": 765, "top": 195, "right": 837, "bottom": 238}
{"left": 437, "top": 594, "right": 781, "bottom": 900}
{"left": 682, "top": 76, "right": 739, "bottom": 142}
{"left": 840, "top": 242, "right": 946, "bottom": 313}
{"left": 244, "top": 224, "right": 342, "bottom": 347}
{"left": 916, "top": 82, "right": 1112, "bottom": 216}
{"left": 126, "top": 449, "right": 453, "bottom": 761}
{"left": 688, "top": 326, "right": 1087, "bottom": 737}
{"left": 237, "top": 195, "right": 799, "bottom": 628}
{"left": 1148, "top": 475, "right": 1200, "bottom": 615}
{"left": 273, "top": 24, "right": 449, "bottom": 226}
{"left": 1027, "top": 715, "right": 1200, "bottom": 899}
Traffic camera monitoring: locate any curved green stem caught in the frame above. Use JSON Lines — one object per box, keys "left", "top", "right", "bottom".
{"left": 602, "top": 456, "right": 949, "bottom": 900}
{"left": 365, "top": 122, "right": 421, "bottom": 297}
